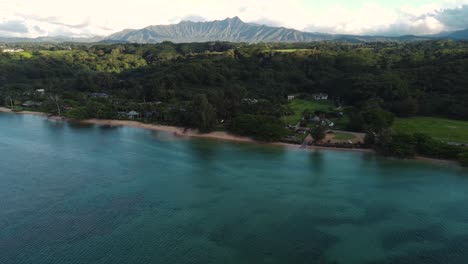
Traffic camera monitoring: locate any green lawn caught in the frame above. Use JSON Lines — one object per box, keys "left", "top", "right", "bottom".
{"left": 273, "top": 49, "right": 311, "bottom": 53}
{"left": 283, "top": 99, "right": 334, "bottom": 124}
{"left": 333, "top": 132, "right": 356, "bottom": 140}
{"left": 393, "top": 117, "right": 468, "bottom": 143}
{"left": 18, "top": 51, "right": 33, "bottom": 58}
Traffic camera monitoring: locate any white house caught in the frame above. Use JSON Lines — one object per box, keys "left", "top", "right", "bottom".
{"left": 242, "top": 98, "right": 259, "bottom": 104}
{"left": 127, "top": 111, "right": 140, "bottom": 119}
{"left": 2, "top": 48, "right": 24, "bottom": 53}
{"left": 36, "top": 89, "right": 46, "bottom": 94}
{"left": 312, "top": 93, "right": 328, "bottom": 100}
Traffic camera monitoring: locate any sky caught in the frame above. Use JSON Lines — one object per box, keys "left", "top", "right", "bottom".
{"left": 1, "top": 0, "right": 468, "bottom": 38}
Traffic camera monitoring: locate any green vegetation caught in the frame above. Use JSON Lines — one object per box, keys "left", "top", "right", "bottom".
{"left": 1, "top": 40, "right": 468, "bottom": 166}
{"left": 311, "top": 125, "right": 327, "bottom": 142}
{"left": 373, "top": 131, "right": 466, "bottom": 161}
{"left": 284, "top": 99, "right": 334, "bottom": 124}
{"left": 272, "top": 49, "right": 311, "bottom": 53}
{"left": 458, "top": 152, "right": 468, "bottom": 167}
{"left": 394, "top": 117, "right": 468, "bottom": 144}
{"left": 333, "top": 133, "right": 356, "bottom": 141}
{"left": 229, "top": 114, "right": 288, "bottom": 142}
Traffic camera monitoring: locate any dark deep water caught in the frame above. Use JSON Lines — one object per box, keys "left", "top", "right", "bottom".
{"left": 1, "top": 113, "right": 467, "bottom": 264}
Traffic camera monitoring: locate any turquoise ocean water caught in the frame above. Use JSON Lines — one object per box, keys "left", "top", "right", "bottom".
{"left": 0, "top": 113, "right": 467, "bottom": 264}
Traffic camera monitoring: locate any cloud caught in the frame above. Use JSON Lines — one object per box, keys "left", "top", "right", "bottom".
{"left": 434, "top": 4, "right": 468, "bottom": 30}
{"left": 0, "top": 20, "right": 29, "bottom": 33}
{"left": 33, "top": 25, "right": 46, "bottom": 34}
{"left": 304, "top": 2, "right": 468, "bottom": 36}
{"left": 180, "top": 14, "right": 207, "bottom": 22}
{"left": 250, "top": 18, "right": 282, "bottom": 27}
{"left": 43, "top": 16, "right": 92, "bottom": 29}
{"left": 238, "top": 6, "right": 248, "bottom": 13}
{"left": 169, "top": 14, "right": 207, "bottom": 24}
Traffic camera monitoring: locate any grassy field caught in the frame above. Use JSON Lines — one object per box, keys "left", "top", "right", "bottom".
{"left": 273, "top": 49, "right": 311, "bottom": 53}
{"left": 393, "top": 117, "right": 468, "bottom": 143}
{"left": 333, "top": 132, "right": 356, "bottom": 140}
{"left": 283, "top": 99, "right": 334, "bottom": 124}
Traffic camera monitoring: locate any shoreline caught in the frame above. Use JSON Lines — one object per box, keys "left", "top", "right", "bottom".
{"left": 81, "top": 119, "right": 375, "bottom": 153}
{"left": 0, "top": 107, "right": 459, "bottom": 166}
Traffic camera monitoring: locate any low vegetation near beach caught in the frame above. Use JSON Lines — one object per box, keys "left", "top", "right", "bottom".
{"left": 283, "top": 99, "right": 334, "bottom": 124}
{"left": 394, "top": 117, "right": 468, "bottom": 144}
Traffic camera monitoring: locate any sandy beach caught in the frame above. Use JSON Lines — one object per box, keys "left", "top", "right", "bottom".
{"left": 3, "top": 107, "right": 462, "bottom": 166}
{"left": 0, "top": 107, "right": 49, "bottom": 117}
{"left": 80, "top": 118, "right": 257, "bottom": 143}
{"left": 0, "top": 107, "right": 375, "bottom": 152}
{"left": 81, "top": 119, "right": 377, "bottom": 153}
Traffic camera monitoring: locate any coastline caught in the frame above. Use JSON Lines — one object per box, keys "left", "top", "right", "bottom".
{"left": 0, "top": 107, "right": 460, "bottom": 166}
{"left": 0, "top": 107, "right": 49, "bottom": 117}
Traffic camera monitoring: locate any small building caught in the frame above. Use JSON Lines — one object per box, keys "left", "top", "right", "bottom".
{"left": 310, "top": 116, "right": 321, "bottom": 123}
{"left": 144, "top": 112, "right": 154, "bottom": 119}
{"left": 2, "top": 48, "right": 24, "bottom": 53}
{"left": 36, "top": 89, "right": 46, "bottom": 94}
{"left": 117, "top": 112, "right": 127, "bottom": 118}
{"left": 295, "top": 127, "right": 310, "bottom": 135}
{"left": 242, "top": 98, "right": 259, "bottom": 105}
{"left": 90, "top": 93, "right": 109, "bottom": 98}
{"left": 127, "top": 111, "right": 140, "bottom": 119}
{"left": 22, "top": 101, "right": 41, "bottom": 108}
{"left": 312, "top": 93, "right": 328, "bottom": 100}
{"left": 321, "top": 119, "right": 335, "bottom": 127}
{"left": 287, "top": 95, "right": 296, "bottom": 101}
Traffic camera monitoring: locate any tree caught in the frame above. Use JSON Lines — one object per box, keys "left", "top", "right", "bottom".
{"left": 48, "top": 94, "right": 62, "bottom": 116}
{"left": 393, "top": 97, "right": 419, "bottom": 117}
{"left": 362, "top": 109, "right": 394, "bottom": 133}
{"left": 458, "top": 152, "right": 468, "bottom": 167}
{"left": 311, "top": 125, "right": 326, "bottom": 143}
{"left": 189, "top": 94, "right": 217, "bottom": 132}
{"left": 388, "top": 133, "right": 417, "bottom": 158}
{"left": 373, "top": 128, "right": 393, "bottom": 156}
{"left": 229, "top": 114, "right": 287, "bottom": 142}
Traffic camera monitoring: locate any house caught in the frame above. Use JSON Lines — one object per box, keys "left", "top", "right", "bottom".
{"left": 320, "top": 119, "right": 335, "bottom": 127}
{"left": 242, "top": 98, "right": 259, "bottom": 105}
{"left": 90, "top": 93, "right": 109, "bottom": 98}
{"left": 21, "top": 101, "right": 41, "bottom": 108}
{"left": 295, "top": 127, "right": 310, "bottom": 135}
{"left": 312, "top": 93, "right": 328, "bottom": 100}
{"left": 310, "top": 116, "right": 321, "bottom": 123}
{"left": 127, "top": 111, "right": 140, "bottom": 119}
{"left": 144, "top": 112, "right": 154, "bottom": 119}
{"left": 36, "top": 89, "right": 46, "bottom": 94}
{"left": 2, "top": 48, "right": 24, "bottom": 53}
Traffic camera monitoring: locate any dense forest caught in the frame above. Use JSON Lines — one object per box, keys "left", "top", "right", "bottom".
{"left": 1, "top": 41, "right": 468, "bottom": 163}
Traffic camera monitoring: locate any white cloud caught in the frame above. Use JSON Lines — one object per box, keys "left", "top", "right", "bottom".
{"left": 304, "top": 2, "right": 468, "bottom": 36}
{"left": 0, "top": 0, "right": 467, "bottom": 37}
{"left": 434, "top": 4, "right": 468, "bottom": 31}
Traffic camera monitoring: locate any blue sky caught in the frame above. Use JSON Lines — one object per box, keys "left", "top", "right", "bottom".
{"left": 1, "top": 0, "right": 468, "bottom": 37}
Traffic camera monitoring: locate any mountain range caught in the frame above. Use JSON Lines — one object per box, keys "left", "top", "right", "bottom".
{"left": 2, "top": 17, "right": 468, "bottom": 44}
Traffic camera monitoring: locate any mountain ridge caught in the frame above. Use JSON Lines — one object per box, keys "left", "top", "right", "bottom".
{"left": 106, "top": 17, "right": 461, "bottom": 43}
{"left": 1, "top": 17, "right": 467, "bottom": 44}
{"left": 107, "top": 17, "right": 335, "bottom": 43}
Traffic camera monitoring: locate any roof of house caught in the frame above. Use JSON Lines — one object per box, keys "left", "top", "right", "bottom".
{"left": 127, "top": 110, "right": 139, "bottom": 116}
{"left": 22, "top": 100, "right": 41, "bottom": 106}
{"left": 90, "top": 93, "right": 109, "bottom": 97}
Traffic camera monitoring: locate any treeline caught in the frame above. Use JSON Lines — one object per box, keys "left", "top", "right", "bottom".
{"left": 369, "top": 131, "right": 468, "bottom": 166}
